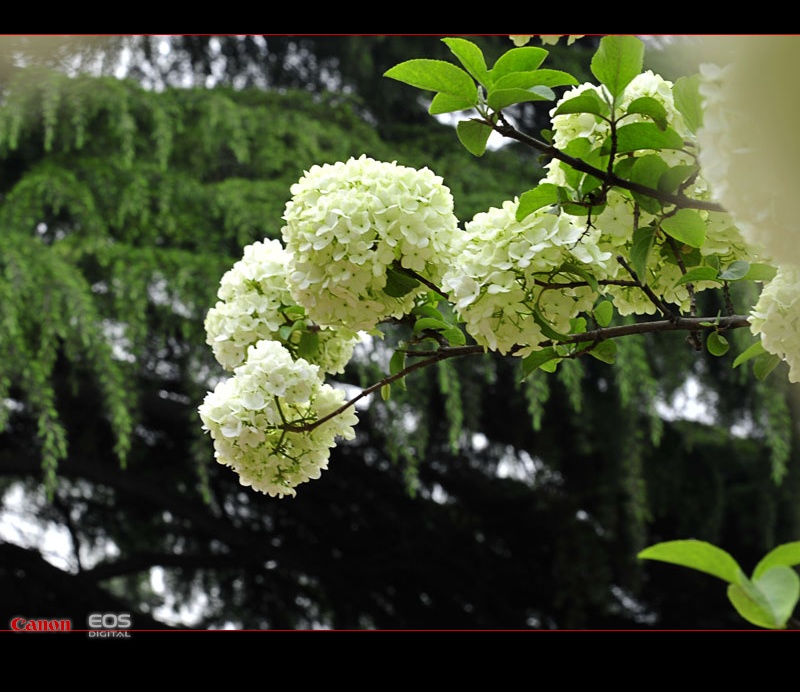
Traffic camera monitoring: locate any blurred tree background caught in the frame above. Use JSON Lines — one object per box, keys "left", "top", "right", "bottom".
{"left": 1, "top": 35, "right": 798, "bottom": 630}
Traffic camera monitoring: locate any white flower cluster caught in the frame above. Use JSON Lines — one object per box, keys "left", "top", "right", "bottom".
{"left": 198, "top": 340, "right": 358, "bottom": 498}
{"left": 749, "top": 266, "right": 800, "bottom": 383}
{"left": 442, "top": 199, "right": 609, "bottom": 355}
{"left": 204, "top": 239, "right": 359, "bottom": 374}
{"left": 281, "top": 155, "right": 460, "bottom": 332}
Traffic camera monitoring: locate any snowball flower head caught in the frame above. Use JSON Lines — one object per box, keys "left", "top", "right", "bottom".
{"left": 204, "top": 238, "right": 359, "bottom": 374}
{"left": 281, "top": 155, "right": 460, "bottom": 332}
{"left": 198, "top": 340, "right": 358, "bottom": 498}
{"left": 749, "top": 266, "right": 800, "bottom": 383}
{"left": 441, "top": 198, "right": 610, "bottom": 355}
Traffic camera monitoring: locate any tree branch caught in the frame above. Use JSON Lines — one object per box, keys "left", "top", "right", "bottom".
{"left": 491, "top": 119, "right": 726, "bottom": 213}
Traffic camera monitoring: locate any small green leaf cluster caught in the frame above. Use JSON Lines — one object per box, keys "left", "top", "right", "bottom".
{"left": 639, "top": 540, "right": 800, "bottom": 629}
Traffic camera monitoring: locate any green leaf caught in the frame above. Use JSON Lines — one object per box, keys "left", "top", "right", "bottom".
{"left": 590, "top": 35, "right": 644, "bottom": 100}
{"left": 719, "top": 260, "right": 750, "bottom": 281}
{"left": 588, "top": 339, "right": 616, "bottom": 364}
{"left": 638, "top": 539, "right": 746, "bottom": 585}
{"left": 380, "top": 383, "right": 391, "bottom": 401}
{"left": 673, "top": 74, "right": 704, "bottom": 134}
{"left": 744, "top": 263, "right": 778, "bottom": 282}
{"left": 297, "top": 330, "right": 319, "bottom": 360}
{"left": 752, "top": 567, "right": 800, "bottom": 628}
{"left": 727, "top": 580, "right": 782, "bottom": 629}
{"left": 389, "top": 349, "right": 407, "bottom": 391}
{"left": 658, "top": 163, "right": 699, "bottom": 195}
{"left": 605, "top": 122, "right": 685, "bottom": 155}
{"left": 516, "top": 183, "right": 560, "bottom": 221}
{"left": 594, "top": 299, "right": 614, "bottom": 327}
{"left": 441, "top": 37, "right": 490, "bottom": 86}
{"left": 490, "top": 46, "right": 549, "bottom": 80}
{"left": 429, "top": 91, "right": 478, "bottom": 115}
{"left": 660, "top": 209, "right": 706, "bottom": 248}
{"left": 456, "top": 119, "right": 493, "bottom": 156}
{"left": 630, "top": 225, "right": 657, "bottom": 282}
{"left": 733, "top": 339, "right": 767, "bottom": 368}
{"left": 628, "top": 154, "right": 668, "bottom": 213}
{"left": 442, "top": 327, "right": 466, "bottom": 346}
{"left": 411, "top": 304, "right": 444, "bottom": 320}
{"left": 384, "top": 59, "right": 478, "bottom": 105}
{"left": 414, "top": 317, "right": 450, "bottom": 333}
{"left": 384, "top": 265, "right": 420, "bottom": 297}
{"left": 492, "top": 69, "right": 578, "bottom": 91}
{"left": 625, "top": 96, "right": 668, "bottom": 129}
{"left": 521, "top": 347, "right": 559, "bottom": 378}
{"left": 487, "top": 85, "right": 555, "bottom": 111}
{"left": 706, "top": 331, "right": 729, "bottom": 357}
{"left": 553, "top": 89, "right": 609, "bottom": 117}
{"left": 753, "top": 542, "right": 800, "bottom": 581}
{"left": 674, "top": 266, "right": 720, "bottom": 287}
{"left": 754, "top": 352, "right": 782, "bottom": 380}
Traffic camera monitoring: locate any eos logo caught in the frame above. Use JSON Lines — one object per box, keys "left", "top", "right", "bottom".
{"left": 87, "top": 613, "right": 132, "bottom": 638}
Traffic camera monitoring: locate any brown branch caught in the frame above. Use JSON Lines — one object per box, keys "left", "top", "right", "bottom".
{"left": 282, "top": 314, "right": 751, "bottom": 434}
{"left": 491, "top": 120, "right": 725, "bottom": 213}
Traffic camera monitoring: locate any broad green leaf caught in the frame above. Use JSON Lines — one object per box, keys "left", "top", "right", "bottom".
{"left": 706, "top": 331, "right": 729, "bottom": 357}
{"left": 487, "top": 85, "right": 555, "bottom": 111}
{"left": 516, "top": 183, "right": 560, "bottom": 221}
{"left": 604, "top": 122, "right": 684, "bottom": 155}
{"left": 753, "top": 566, "right": 800, "bottom": 628}
{"left": 673, "top": 74, "right": 703, "bottom": 134}
{"left": 492, "top": 69, "right": 578, "bottom": 91}
{"left": 629, "top": 154, "right": 668, "bottom": 213}
{"left": 414, "top": 317, "right": 450, "bottom": 333}
{"left": 442, "top": 326, "right": 466, "bottom": 346}
{"left": 744, "top": 263, "right": 778, "bottom": 282}
{"left": 412, "top": 304, "right": 444, "bottom": 320}
{"left": 570, "top": 316, "right": 587, "bottom": 333}
{"left": 658, "top": 164, "right": 699, "bottom": 195}
{"left": 384, "top": 265, "right": 420, "bottom": 297}
{"left": 594, "top": 299, "right": 614, "bottom": 327}
{"left": 590, "top": 35, "right": 644, "bottom": 100}
{"left": 588, "top": 339, "right": 616, "bottom": 364}
{"left": 727, "top": 581, "right": 781, "bottom": 629}
{"left": 380, "top": 383, "right": 391, "bottom": 401}
{"left": 753, "top": 542, "right": 800, "bottom": 580}
{"left": 638, "top": 539, "right": 746, "bottom": 585}
{"left": 389, "top": 349, "right": 407, "bottom": 391}
{"left": 389, "top": 349, "right": 406, "bottom": 377}
{"left": 384, "top": 59, "right": 478, "bottom": 105}
{"left": 297, "top": 330, "right": 319, "bottom": 360}
{"left": 732, "top": 339, "right": 767, "bottom": 368}
{"left": 457, "top": 119, "right": 493, "bottom": 156}
{"left": 754, "top": 352, "right": 781, "bottom": 380}
{"left": 719, "top": 260, "right": 750, "bottom": 281}
{"left": 442, "top": 37, "right": 490, "bottom": 86}
{"left": 490, "top": 46, "right": 549, "bottom": 80}
{"left": 278, "top": 324, "right": 294, "bottom": 341}
{"left": 674, "top": 266, "right": 720, "bottom": 287}
{"left": 521, "top": 346, "right": 559, "bottom": 378}
{"left": 553, "top": 89, "right": 609, "bottom": 117}
{"left": 625, "top": 96, "right": 668, "bottom": 129}
{"left": 630, "top": 225, "right": 657, "bottom": 283}
{"left": 429, "top": 91, "right": 478, "bottom": 115}
{"left": 660, "top": 209, "right": 706, "bottom": 248}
